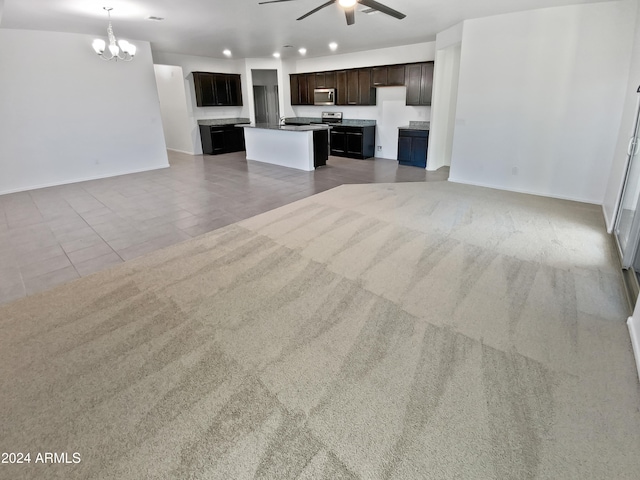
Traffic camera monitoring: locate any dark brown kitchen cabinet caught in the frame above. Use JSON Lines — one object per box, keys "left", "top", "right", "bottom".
{"left": 290, "top": 62, "right": 429, "bottom": 106}
{"left": 340, "top": 69, "right": 375, "bottom": 106}
{"left": 315, "top": 71, "right": 336, "bottom": 89}
{"left": 305, "top": 73, "right": 316, "bottom": 103}
{"left": 372, "top": 65, "right": 407, "bottom": 87}
{"left": 330, "top": 125, "right": 375, "bottom": 159}
{"left": 298, "top": 74, "right": 309, "bottom": 105}
{"left": 346, "top": 70, "right": 359, "bottom": 105}
{"left": 336, "top": 70, "right": 347, "bottom": 105}
{"left": 405, "top": 62, "right": 434, "bottom": 106}
{"left": 199, "top": 125, "right": 245, "bottom": 155}
{"left": 388, "top": 65, "right": 406, "bottom": 86}
{"left": 290, "top": 75, "right": 300, "bottom": 105}
{"left": 193, "top": 72, "right": 243, "bottom": 107}
{"left": 357, "top": 68, "right": 376, "bottom": 105}
{"left": 290, "top": 73, "right": 316, "bottom": 105}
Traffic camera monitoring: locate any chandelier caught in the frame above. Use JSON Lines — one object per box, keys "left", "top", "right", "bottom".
{"left": 91, "top": 7, "right": 136, "bottom": 61}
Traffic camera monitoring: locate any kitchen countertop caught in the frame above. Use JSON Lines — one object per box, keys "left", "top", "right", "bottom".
{"left": 285, "top": 117, "right": 376, "bottom": 127}
{"left": 240, "top": 123, "right": 331, "bottom": 132}
{"left": 198, "top": 118, "right": 250, "bottom": 126}
{"left": 398, "top": 121, "right": 430, "bottom": 131}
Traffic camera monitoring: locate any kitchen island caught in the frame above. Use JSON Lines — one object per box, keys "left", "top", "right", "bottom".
{"left": 240, "top": 124, "right": 329, "bottom": 171}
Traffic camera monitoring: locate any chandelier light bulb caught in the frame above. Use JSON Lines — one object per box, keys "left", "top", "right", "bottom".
{"left": 92, "top": 39, "right": 106, "bottom": 54}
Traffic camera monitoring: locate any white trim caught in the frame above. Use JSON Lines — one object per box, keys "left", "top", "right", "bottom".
{"left": 0, "top": 164, "right": 170, "bottom": 196}
{"left": 628, "top": 315, "right": 640, "bottom": 383}
{"left": 603, "top": 204, "right": 615, "bottom": 234}
{"left": 167, "top": 148, "right": 195, "bottom": 155}
{"left": 447, "top": 176, "right": 600, "bottom": 206}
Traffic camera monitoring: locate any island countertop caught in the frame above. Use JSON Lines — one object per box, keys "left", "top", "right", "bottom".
{"left": 198, "top": 118, "right": 250, "bottom": 126}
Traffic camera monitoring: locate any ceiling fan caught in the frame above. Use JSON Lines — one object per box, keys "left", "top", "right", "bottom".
{"left": 258, "top": 0, "right": 406, "bottom": 26}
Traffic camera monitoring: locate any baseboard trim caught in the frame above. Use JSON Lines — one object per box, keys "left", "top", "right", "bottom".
{"left": 167, "top": 148, "right": 195, "bottom": 155}
{"left": 0, "top": 164, "right": 170, "bottom": 196}
{"left": 602, "top": 203, "right": 614, "bottom": 234}
{"left": 628, "top": 315, "right": 640, "bottom": 382}
{"left": 447, "top": 176, "right": 600, "bottom": 205}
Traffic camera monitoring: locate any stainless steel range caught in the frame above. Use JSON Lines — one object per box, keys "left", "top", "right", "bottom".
{"left": 321, "top": 111, "right": 343, "bottom": 124}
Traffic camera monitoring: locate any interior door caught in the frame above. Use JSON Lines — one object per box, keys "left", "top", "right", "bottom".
{"left": 614, "top": 87, "right": 640, "bottom": 267}
{"left": 253, "top": 86, "right": 269, "bottom": 124}
{"left": 266, "top": 85, "right": 279, "bottom": 125}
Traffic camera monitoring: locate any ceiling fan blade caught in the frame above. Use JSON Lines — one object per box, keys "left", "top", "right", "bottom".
{"left": 259, "top": 0, "right": 298, "bottom": 4}
{"left": 297, "top": 0, "right": 336, "bottom": 21}
{"left": 345, "top": 7, "right": 356, "bottom": 25}
{"left": 358, "top": 0, "right": 406, "bottom": 19}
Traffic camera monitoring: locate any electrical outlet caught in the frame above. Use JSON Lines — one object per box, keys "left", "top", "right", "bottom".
{"left": 377, "top": 146, "right": 382, "bottom": 151}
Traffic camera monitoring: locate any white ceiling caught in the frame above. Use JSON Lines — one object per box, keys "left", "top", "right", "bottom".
{"left": 0, "top": 0, "right": 615, "bottom": 59}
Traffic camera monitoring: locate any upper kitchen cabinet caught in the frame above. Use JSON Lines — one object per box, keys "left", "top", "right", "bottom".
{"left": 193, "top": 72, "right": 243, "bottom": 107}
{"left": 290, "top": 73, "right": 316, "bottom": 105}
{"left": 289, "top": 62, "right": 431, "bottom": 107}
{"left": 315, "top": 71, "right": 336, "bottom": 89}
{"left": 405, "top": 62, "right": 434, "bottom": 106}
{"left": 339, "top": 68, "right": 375, "bottom": 106}
{"left": 336, "top": 70, "right": 347, "bottom": 105}
{"left": 372, "top": 65, "right": 405, "bottom": 87}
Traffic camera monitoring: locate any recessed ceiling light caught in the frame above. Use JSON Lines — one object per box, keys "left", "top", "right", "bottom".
{"left": 299, "top": 48, "right": 307, "bottom": 55}
{"left": 273, "top": 52, "right": 281, "bottom": 58}
{"left": 223, "top": 49, "right": 232, "bottom": 57}
{"left": 147, "top": 16, "right": 164, "bottom": 21}
{"left": 329, "top": 42, "right": 338, "bottom": 51}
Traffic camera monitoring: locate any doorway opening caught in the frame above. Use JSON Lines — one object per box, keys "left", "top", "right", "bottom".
{"left": 427, "top": 43, "right": 461, "bottom": 172}
{"left": 252, "top": 69, "right": 280, "bottom": 125}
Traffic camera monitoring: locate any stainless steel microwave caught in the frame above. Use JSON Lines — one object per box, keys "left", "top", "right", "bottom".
{"left": 314, "top": 88, "right": 335, "bottom": 106}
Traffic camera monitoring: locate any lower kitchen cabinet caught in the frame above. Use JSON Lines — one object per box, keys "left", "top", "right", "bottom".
{"left": 330, "top": 125, "right": 375, "bottom": 159}
{"left": 199, "top": 125, "right": 245, "bottom": 155}
{"left": 397, "top": 129, "right": 428, "bottom": 167}
{"left": 313, "top": 129, "right": 329, "bottom": 168}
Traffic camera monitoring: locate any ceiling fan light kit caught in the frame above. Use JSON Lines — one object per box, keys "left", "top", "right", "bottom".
{"left": 258, "top": 0, "right": 406, "bottom": 26}
{"left": 92, "top": 7, "right": 136, "bottom": 62}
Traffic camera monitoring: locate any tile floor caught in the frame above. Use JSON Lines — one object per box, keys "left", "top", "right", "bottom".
{"left": 0, "top": 151, "right": 449, "bottom": 305}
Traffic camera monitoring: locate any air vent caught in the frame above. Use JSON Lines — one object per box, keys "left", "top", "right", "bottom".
{"left": 147, "top": 16, "right": 165, "bottom": 21}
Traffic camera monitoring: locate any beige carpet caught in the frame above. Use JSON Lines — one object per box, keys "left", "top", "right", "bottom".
{"left": 1, "top": 181, "right": 639, "bottom": 479}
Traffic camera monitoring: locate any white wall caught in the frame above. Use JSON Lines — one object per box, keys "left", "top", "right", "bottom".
{"left": 154, "top": 65, "right": 193, "bottom": 154}
{"left": 290, "top": 42, "right": 435, "bottom": 160}
{"left": 0, "top": 29, "right": 168, "bottom": 195}
{"left": 295, "top": 42, "right": 435, "bottom": 73}
{"left": 435, "top": 21, "right": 463, "bottom": 51}
{"left": 603, "top": 0, "right": 640, "bottom": 230}
{"left": 152, "top": 51, "right": 249, "bottom": 154}
{"left": 448, "top": 1, "right": 635, "bottom": 204}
